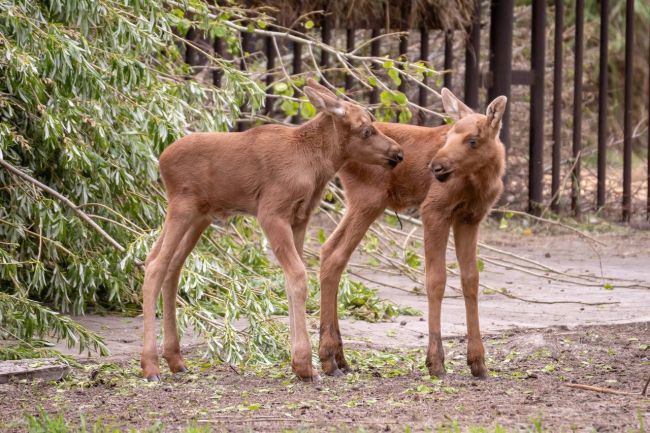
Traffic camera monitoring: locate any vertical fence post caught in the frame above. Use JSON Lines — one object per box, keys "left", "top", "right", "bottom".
{"left": 320, "top": 7, "right": 332, "bottom": 82}
{"left": 398, "top": 30, "right": 409, "bottom": 94}
{"left": 444, "top": 31, "right": 453, "bottom": 90}
{"left": 647, "top": 33, "right": 650, "bottom": 220}
{"left": 597, "top": 0, "right": 609, "bottom": 210}
{"left": 464, "top": 0, "right": 480, "bottom": 110}
{"left": 237, "top": 32, "right": 253, "bottom": 131}
{"left": 529, "top": 0, "right": 546, "bottom": 215}
{"left": 488, "top": 0, "right": 513, "bottom": 150}
{"left": 370, "top": 29, "right": 381, "bottom": 105}
{"left": 345, "top": 29, "right": 356, "bottom": 90}
{"left": 551, "top": 0, "right": 563, "bottom": 213}
{"left": 622, "top": 0, "right": 634, "bottom": 221}
{"left": 571, "top": 0, "right": 584, "bottom": 217}
{"left": 292, "top": 41, "right": 302, "bottom": 124}
{"left": 397, "top": 28, "right": 408, "bottom": 122}
{"left": 213, "top": 37, "right": 224, "bottom": 88}
{"left": 418, "top": 28, "right": 429, "bottom": 125}
{"left": 264, "top": 36, "right": 275, "bottom": 114}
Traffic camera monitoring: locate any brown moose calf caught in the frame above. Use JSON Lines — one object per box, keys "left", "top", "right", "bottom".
{"left": 319, "top": 87, "right": 507, "bottom": 379}
{"left": 140, "top": 79, "right": 403, "bottom": 382}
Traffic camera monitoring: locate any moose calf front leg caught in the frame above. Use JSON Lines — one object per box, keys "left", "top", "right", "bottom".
{"left": 453, "top": 222, "right": 487, "bottom": 378}
{"left": 261, "top": 217, "right": 316, "bottom": 381}
{"left": 422, "top": 213, "right": 451, "bottom": 378}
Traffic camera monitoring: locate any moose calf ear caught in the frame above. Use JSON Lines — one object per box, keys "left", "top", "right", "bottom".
{"left": 441, "top": 87, "right": 474, "bottom": 120}
{"left": 305, "top": 78, "right": 334, "bottom": 95}
{"left": 486, "top": 96, "right": 508, "bottom": 131}
{"left": 304, "top": 86, "right": 346, "bottom": 117}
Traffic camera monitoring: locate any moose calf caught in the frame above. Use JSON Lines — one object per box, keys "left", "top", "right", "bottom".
{"left": 140, "top": 79, "right": 403, "bottom": 381}
{"left": 319, "top": 87, "right": 507, "bottom": 378}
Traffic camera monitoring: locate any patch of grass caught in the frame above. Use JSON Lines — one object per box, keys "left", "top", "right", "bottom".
{"left": 23, "top": 411, "right": 211, "bottom": 433}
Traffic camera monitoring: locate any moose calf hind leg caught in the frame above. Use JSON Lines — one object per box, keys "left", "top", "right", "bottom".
{"left": 319, "top": 323, "right": 349, "bottom": 376}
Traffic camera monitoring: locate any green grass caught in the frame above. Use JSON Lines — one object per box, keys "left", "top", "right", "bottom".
{"left": 14, "top": 411, "right": 649, "bottom": 433}
{"left": 22, "top": 411, "right": 211, "bottom": 433}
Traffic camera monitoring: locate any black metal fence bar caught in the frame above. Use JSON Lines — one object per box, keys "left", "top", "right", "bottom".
{"left": 398, "top": 30, "right": 408, "bottom": 95}
{"left": 488, "top": 0, "right": 513, "bottom": 150}
{"left": 419, "top": 28, "right": 429, "bottom": 125}
{"left": 369, "top": 28, "right": 381, "bottom": 105}
{"left": 648, "top": 34, "right": 650, "bottom": 220}
{"left": 622, "top": 0, "right": 634, "bottom": 221}
{"left": 528, "top": 0, "right": 545, "bottom": 214}
{"left": 571, "top": 0, "right": 584, "bottom": 216}
{"left": 464, "top": 0, "right": 480, "bottom": 110}
{"left": 551, "top": 0, "right": 563, "bottom": 213}
{"left": 597, "top": 0, "right": 609, "bottom": 210}
{"left": 345, "top": 29, "right": 356, "bottom": 90}
{"left": 291, "top": 41, "right": 302, "bottom": 124}
{"left": 321, "top": 3, "right": 331, "bottom": 81}
{"left": 213, "top": 37, "right": 224, "bottom": 87}
{"left": 444, "top": 31, "right": 453, "bottom": 90}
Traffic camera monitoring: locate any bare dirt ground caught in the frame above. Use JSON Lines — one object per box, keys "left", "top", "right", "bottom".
{"left": 1, "top": 323, "right": 648, "bottom": 432}
{"left": 1, "top": 225, "right": 649, "bottom": 431}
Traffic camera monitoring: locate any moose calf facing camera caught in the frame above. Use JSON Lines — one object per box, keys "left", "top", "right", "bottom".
{"left": 319, "top": 88, "right": 507, "bottom": 379}
{"left": 139, "top": 79, "right": 402, "bottom": 382}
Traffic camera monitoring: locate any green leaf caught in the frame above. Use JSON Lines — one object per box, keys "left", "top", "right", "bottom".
{"left": 300, "top": 101, "right": 316, "bottom": 119}
{"left": 393, "top": 91, "right": 407, "bottom": 105}
{"left": 398, "top": 108, "right": 412, "bottom": 123}
{"left": 304, "top": 20, "right": 314, "bottom": 29}
{"left": 273, "top": 82, "right": 288, "bottom": 93}
{"left": 380, "top": 90, "right": 393, "bottom": 106}
{"left": 387, "top": 68, "right": 401, "bottom": 86}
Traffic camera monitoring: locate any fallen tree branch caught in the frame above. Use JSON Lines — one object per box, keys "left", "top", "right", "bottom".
{"left": 564, "top": 383, "right": 638, "bottom": 396}
{"left": 492, "top": 208, "right": 605, "bottom": 246}
{"left": 0, "top": 158, "right": 143, "bottom": 267}
{"left": 489, "top": 287, "right": 619, "bottom": 306}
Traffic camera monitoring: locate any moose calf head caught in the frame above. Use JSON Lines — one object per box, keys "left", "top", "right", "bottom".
{"left": 430, "top": 88, "right": 507, "bottom": 183}
{"left": 304, "top": 79, "right": 403, "bottom": 168}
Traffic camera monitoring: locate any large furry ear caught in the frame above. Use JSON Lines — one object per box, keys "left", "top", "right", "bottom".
{"left": 305, "top": 78, "right": 338, "bottom": 99}
{"left": 304, "top": 86, "right": 346, "bottom": 117}
{"left": 441, "top": 87, "right": 474, "bottom": 120}
{"left": 485, "top": 95, "right": 508, "bottom": 131}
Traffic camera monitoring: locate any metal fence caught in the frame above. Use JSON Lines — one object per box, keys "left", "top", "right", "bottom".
{"left": 186, "top": 0, "right": 650, "bottom": 222}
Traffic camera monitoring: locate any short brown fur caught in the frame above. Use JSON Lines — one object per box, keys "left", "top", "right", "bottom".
{"left": 319, "top": 88, "right": 507, "bottom": 378}
{"left": 140, "top": 80, "right": 403, "bottom": 381}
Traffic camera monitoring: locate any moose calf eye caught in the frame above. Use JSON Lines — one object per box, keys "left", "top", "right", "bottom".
{"left": 362, "top": 127, "right": 373, "bottom": 139}
{"left": 468, "top": 137, "right": 478, "bottom": 147}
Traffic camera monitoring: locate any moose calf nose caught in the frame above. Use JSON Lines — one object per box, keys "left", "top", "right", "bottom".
{"left": 395, "top": 151, "right": 404, "bottom": 162}
{"left": 431, "top": 163, "right": 444, "bottom": 174}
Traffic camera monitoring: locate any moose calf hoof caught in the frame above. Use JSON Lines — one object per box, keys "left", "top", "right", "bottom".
{"left": 426, "top": 358, "right": 447, "bottom": 379}
{"left": 145, "top": 374, "right": 161, "bottom": 382}
{"left": 469, "top": 360, "right": 488, "bottom": 379}
{"left": 292, "top": 358, "right": 318, "bottom": 382}
{"left": 173, "top": 366, "right": 189, "bottom": 374}
{"left": 321, "top": 357, "right": 347, "bottom": 377}
{"left": 299, "top": 373, "right": 322, "bottom": 383}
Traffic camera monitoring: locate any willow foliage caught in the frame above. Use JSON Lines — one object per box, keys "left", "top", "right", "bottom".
{"left": 0, "top": 0, "right": 414, "bottom": 363}
{"left": 0, "top": 0, "right": 271, "bottom": 359}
